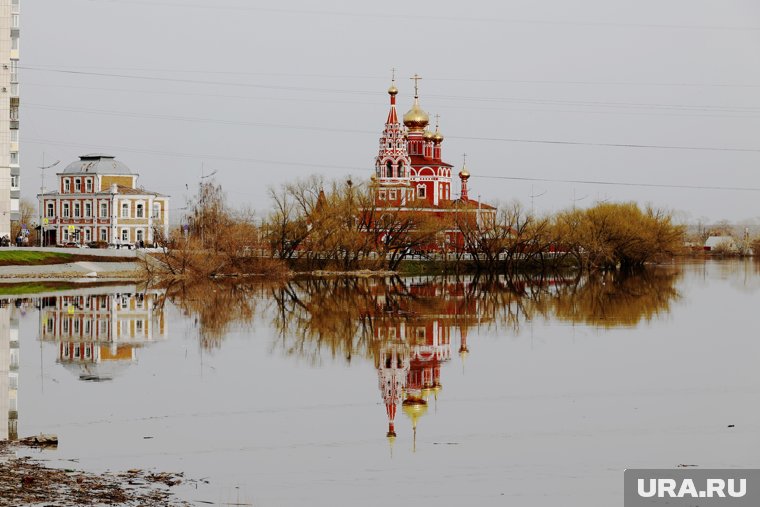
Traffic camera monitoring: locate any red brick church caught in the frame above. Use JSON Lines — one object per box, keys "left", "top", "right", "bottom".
{"left": 371, "top": 74, "right": 496, "bottom": 249}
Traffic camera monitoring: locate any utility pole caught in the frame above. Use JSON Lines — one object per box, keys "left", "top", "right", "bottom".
{"left": 38, "top": 155, "right": 60, "bottom": 246}
{"left": 199, "top": 166, "right": 217, "bottom": 248}
{"left": 571, "top": 188, "right": 587, "bottom": 210}
{"left": 529, "top": 185, "right": 546, "bottom": 215}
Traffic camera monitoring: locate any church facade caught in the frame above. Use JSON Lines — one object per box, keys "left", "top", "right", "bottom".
{"left": 371, "top": 74, "right": 496, "bottom": 250}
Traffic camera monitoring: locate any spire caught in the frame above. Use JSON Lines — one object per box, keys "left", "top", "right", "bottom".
{"left": 459, "top": 153, "right": 471, "bottom": 201}
{"left": 386, "top": 68, "right": 399, "bottom": 123}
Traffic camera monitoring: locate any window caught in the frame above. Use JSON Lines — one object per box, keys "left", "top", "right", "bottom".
{"left": 136, "top": 203, "right": 144, "bottom": 218}
{"left": 84, "top": 202, "right": 92, "bottom": 217}
{"left": 379, "top": 190, "right": 386, "bottom": 200}
{"left": 85, "top": 179, "right": 93, "bottom": 192}
{"left": 418, "top": 185, "right": 426, "bottom": 198}
{"left": 398, "top": 161, "right": 404, "bottom": 177}
{"left": 62, "top": 202, "right": 70, "bottom": 218}
{"left": 75, "top": 179, "right": 81, "bottom": 192}
{"left": 64, "top": 179, "right": 70, "bottom": 193}
{"left": 100, "top": 228, "right": 107, "bottom": 241}
{"left": 47, "top": 203, "right": 54, "bottom": 217}
{"left": 10, "top": 130, "right": 18, "bottom": 143}
{"left": 136, "top": 320, "right": 144, "bottom": 334}
{"left": 152, "top": 203, "right": 160, "bottom": 218}
{"left": 85, "top": 229, "right": 91, "bottom": 242}
{"left": 136, "top": 229, "right": 144, "bottom": 242}
{"left": 63, "top": 229, "right": 69, "bottom": 241}
{"left": 121, "top": 229, "right": 129, "bottom": 242}
{"left": 121, "top": 203, "right": 129, "bottom": 218}
{"left": 11, "top": 36, "right": 18, "bottom": 51}
{"left": 386, "top": 161, "right": 393, "bottom": 178}
{"left": 10, "top": 175, "right": 18, "bottom": 188}
{"left": 74, "top": 202, "right": 80, "bottom": 217}
{"left": 389, "top": 190, "right": 397, "bottom": 200}
{"left": 100, "top": 202, "right": 108, "bottom": 217}
{"left": 10, "top": 152, "right": 18, "bottom": 165}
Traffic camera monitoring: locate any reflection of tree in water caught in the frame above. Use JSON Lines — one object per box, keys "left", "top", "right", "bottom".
{"left": 268, "top": 268, "right": 682, "bottom": 361}
{"left": 164, "top": 266, "right": 681, "bottom": 351}
{"left": 162, "top": 281, "right": 262, "bottom": 349}
{"left": 535, "top": 267, "right": 681, "bottom": 328}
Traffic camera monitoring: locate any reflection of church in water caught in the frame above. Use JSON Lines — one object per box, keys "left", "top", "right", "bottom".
{"left": 373, "top": 278, "right": 478, "bottom": 447}
{"left": 40, "top": 290, "right": 167, "bottom": 381}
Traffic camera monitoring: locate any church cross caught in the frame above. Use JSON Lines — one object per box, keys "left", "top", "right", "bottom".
{"left": 410, "top": 73, "right": 422, "bottom": 98}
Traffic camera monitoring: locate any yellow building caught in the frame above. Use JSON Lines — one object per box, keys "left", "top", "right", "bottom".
{"left": 38, "top": 154, "right": 169, "bottom": 247}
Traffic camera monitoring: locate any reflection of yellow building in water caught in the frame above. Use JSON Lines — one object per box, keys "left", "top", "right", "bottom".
{"left": 0, "top": 300, "right": 20, "bottom": 441}
{"left": 374, "top": 278, "right": 481, "bottom": 447}
{"left": 40, "top": 290, "right": 166, "bottom": 381}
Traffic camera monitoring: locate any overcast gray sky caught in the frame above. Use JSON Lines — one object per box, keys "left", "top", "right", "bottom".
{"left": 20, "top": 0, "right": 760, "bottom": 223}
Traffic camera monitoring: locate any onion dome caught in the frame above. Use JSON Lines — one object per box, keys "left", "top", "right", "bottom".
{"left": 432, "top": 129, "right": 444, "bottom": 144}
{"left": 459, "top": 167, "right": 470, "bottom": 180}
{"left": 402, "top": 400, "right": 428, "bottom": 427}
{"left": 388, "top": 83, "right": 399, "bottom": 96}
{"left": 403, "top": 101, "right": 430, "bottom": 132}
{"left": 423, "top": 129, "right": 435, "bottom": 141}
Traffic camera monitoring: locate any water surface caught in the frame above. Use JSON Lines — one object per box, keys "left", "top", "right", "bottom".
{"left": 2, "top": 260, "right": 759, "bottom": 506}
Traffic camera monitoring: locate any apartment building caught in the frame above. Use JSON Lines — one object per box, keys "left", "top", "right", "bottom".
{"left": 0, "top": 0, "right": 20, "bottom": 240}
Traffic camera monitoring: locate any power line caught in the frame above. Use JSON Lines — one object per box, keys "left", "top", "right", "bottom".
{"left": 26, "top": 102, "right": 760, "bottom": 153}
{"left": 24, "top": 137, "right": 760, "bottom": 194}
{"left": 22, "top": 66, "right": 760, "bottom": 114}
{"left": 20, "top": 66, "right": 379, "bottom": 96}
{"left": 78, "top": 0, "right": 760, "bottom": 32}
{"left": 473, "top": 174, "right": 760, "bottom": 192}
{"left": 24, "top": 137, "right": 361, "bottom": 172}
{"left": 25, "top": 63, "right": 760, "bottom": 89}
{"left": 25, "top": 81, "right": 760, "bottom": 121}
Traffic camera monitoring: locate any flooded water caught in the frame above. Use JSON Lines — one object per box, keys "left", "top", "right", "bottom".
{"left": 1, "top": 259, "right": 759, "bottom": 506}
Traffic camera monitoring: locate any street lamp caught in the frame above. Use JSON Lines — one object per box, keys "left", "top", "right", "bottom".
{"left": 39, "top": 157, "right": 61, "bottom": 247}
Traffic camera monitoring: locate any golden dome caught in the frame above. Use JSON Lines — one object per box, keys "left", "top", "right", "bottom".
{"left": 459, "top": 167, "right": 470, "bottom": 179}
{"left": 388, "top": 84, "right": 399, "bottom": 96}
{"left": 403, "top": 101, "right": 429, "bottom": 131}
{"left": 423, "top": 129, "right": 435, "bottom": 141}
{"left": 432, "top": 130, "right": 444, "bottom": 143}
{"left": 402, "top": 400, "right": 428, "bottom": 427}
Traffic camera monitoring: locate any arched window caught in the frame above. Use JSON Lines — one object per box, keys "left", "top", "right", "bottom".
{"left": 398, "top": 161, "right": 404, "bottom": 177}
{"left": 386, "top": 160, "right": 393, "bottom": 178}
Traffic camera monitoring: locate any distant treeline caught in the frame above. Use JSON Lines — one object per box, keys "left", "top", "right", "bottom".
{"left": 148, "top": 176, "right": 686, "bottom": 279}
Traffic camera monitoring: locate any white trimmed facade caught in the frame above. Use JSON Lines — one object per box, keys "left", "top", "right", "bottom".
{"left": 38, "top": 154, "right": 169, "bottom": 247}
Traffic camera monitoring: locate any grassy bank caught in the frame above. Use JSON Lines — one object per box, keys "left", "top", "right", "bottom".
{"left": 0, "top": 280, "right": 130, "bottom": 296}
{"left": 0, "top": 251, "right": 135, "bottom": 266}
